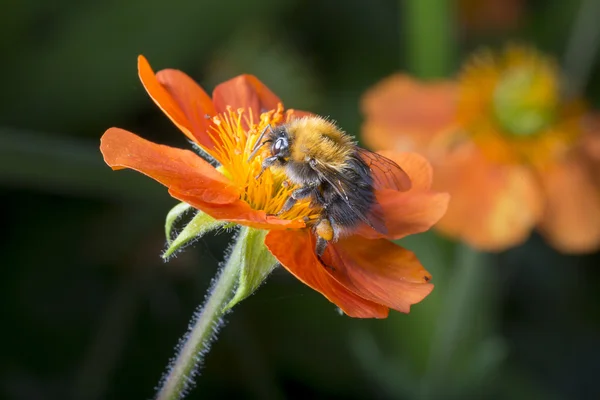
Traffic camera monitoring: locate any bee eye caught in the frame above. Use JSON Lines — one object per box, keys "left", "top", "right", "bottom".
{"left": 272, "top": 137, "right": 287, "bottom": 156}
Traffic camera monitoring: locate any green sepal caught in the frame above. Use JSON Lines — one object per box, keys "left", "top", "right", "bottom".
{"left": 163, "top": 208, "right": 225, "bottom": 260}
{"left": 224, "top": 227, "right": 278, "bottom": 310}
{"left": 165, "top": 202, "right": 192, "bottom": 245}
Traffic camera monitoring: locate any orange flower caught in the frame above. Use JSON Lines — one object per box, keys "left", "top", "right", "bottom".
{"left": 362, "top": 46, "right": 600, "bottom": 253}
{"left": 459, "top": 0, "right": 524, "bottom": 33}
{"left": 100, "top": 56, "right": 449, "bottom": 318}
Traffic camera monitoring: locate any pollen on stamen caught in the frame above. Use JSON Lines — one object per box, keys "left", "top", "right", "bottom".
{"left": 207, "top": 105, "right": 320, "bottom": 223}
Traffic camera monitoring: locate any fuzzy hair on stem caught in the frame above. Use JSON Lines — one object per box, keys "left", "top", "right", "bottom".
{"left": 155, "top": 227, "right": 245, "bottom": 400}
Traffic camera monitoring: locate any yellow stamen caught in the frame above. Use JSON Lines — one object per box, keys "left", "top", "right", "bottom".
{"left": 205, "top": 104, "right": 320, "bottom": 221}
{"left": 457, "top": 45, "right": 586, "bottom": 167}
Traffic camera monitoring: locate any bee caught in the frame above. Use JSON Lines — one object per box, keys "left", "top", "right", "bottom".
{"left": 249, "top": 116, "right": 411, "bottom": 258}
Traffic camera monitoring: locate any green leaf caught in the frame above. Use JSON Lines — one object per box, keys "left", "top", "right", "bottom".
{"left": 225, "top": 227, "right": 277, "bottom": 310}
{"left": 162, "top": 210, "right": 224, "bottom": 260}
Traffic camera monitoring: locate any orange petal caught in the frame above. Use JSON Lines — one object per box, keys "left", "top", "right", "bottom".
{"left": 434, "top": 146, "right": 543, "bottom": 251}
{"left": 581, "top": 113, "right": 600, "bottom": 162}
{"left": 155, "top": 68, "right": 219, "bottom": 149}
{"left": 356, "top": 189, "right": 450, "bottom": 239}
{"left": 265, "top": 230, "right": 389, "bottom": 318}
{"left": 353, "top": 151, "right": 447, "bottom": 239}
{"left": 378, "top": 151, "right": 433, "bottom": 190}
{"left": 138, "top": 55, "right": 216, "bottom": 149}
{"left": 100, "top": 128, "right": 238, "bottom": 204}
{"left": 358, "top": 149, "right": 412, "bottom": 191}
{"left": 170, "top": 190, "right": 306, "bottom": 231}
{"left": 538, "top": 156, "right": 600, "bottom": 253}
{"left": 212, "top": 74, "right": 281, "bottom": 121}
{"left": 323, "top": 236, "right": 434, "bottom": 313}
{"left": 460, "top": 0, "right": 524, "bottom": 32}
{"left": 361, "top": 74, "right": 457, "bottom": 153}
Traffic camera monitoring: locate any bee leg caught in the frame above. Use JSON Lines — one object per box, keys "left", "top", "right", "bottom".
{"left": 315, "top": 219, "right": 336, "bottom": 272}
{"left": 315, "top": 236, "right": 328, "bottom": 257}
{"left": 255, "top": 156, "right": 279, "bottom": 179}
{"left": 278, "top": 186, "right": 314, "bottom": 215}
{"left": 302, "top": 214, "right": 320, "bottom": 223}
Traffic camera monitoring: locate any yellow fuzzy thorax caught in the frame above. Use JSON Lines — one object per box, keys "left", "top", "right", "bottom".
{"left": 286, "top": 117, "right": 355, "bottom": 168}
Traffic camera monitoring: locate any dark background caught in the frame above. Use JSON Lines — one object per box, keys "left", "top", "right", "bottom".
{"left": 2, "top": 0, "right": 600, "bottom": 399}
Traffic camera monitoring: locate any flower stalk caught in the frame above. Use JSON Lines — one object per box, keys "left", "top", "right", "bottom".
{"left": 156, "top": 227, "right": 249, "bottom": 400}
{"left": 403, "top": 0, "right": 454, "bottom": 78}
{"left": 420, "top": 244, "right": 489, "bottom": 397}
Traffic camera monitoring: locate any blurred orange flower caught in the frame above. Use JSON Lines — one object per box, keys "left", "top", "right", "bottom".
{"left": 459, "top": 0, "right": 524, "bottom": 33}
{"left": 362, "top": 46, "right": 600, "bottom": 253}
{"left": 100, "top": 56, "right": 449, "bottom": 318}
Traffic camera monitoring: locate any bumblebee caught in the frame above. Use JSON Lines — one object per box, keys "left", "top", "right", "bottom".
{"left": 250, "top": 116, "right": 411, "bottom": 257}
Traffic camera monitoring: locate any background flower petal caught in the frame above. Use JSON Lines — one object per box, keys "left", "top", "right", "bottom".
{"left": 323, "top": 236, "right": 434, "bottom": 313}
{"left": 361, "top": 74, "right": 457, "bottom": 153}
{"left": 434, "top": 145, "right": 543, "bottom": 251}
{"left": 538, "top": 156, "right": 600, "bottom": 253}
{"left": 212, "top": 74, "right": 281, "bottom": 121}
{"left": 138, "top": 55, "right": 216, "bottom": 149}
{"left": 100, "top": 128, "right": 237, "bottom": 204}
{"left": 265, "top": 230, "right": 389, "bottom": 318}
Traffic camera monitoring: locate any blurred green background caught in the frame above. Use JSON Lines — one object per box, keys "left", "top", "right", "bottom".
{"left": 2, "top": 0, "right": 600, "bottom": 399}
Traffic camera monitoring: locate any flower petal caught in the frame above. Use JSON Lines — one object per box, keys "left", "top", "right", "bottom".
{"left": 323, "top": 236, "right": 434, "bottom": 313}
{"left": 378, "top": 151, "right": 433, "bottom": 190}
{"left": 538, "top": 155, "right": 600, "bottom": 253}
{"left": 100, "top": 128, "right": 238, "bottom": 204}
{"left": 581, "top": 113, "right": 600, "bottom": 162}
{"left": 354, "top": 151, "right": 448, "bottom": 239}
{"left": 361, "top": 74, "right": 457, "bottom": 153}
{"left": 138, "top": 55, "right": 216, "bottom": 149}
{"left": 356, "top": 189, "right": 450, "bottom": 239}
{"left": 212, "top": 74, "right": 281, "bottom": 121}
{"left": 170, "top": 190, "right": 306, "bottom": 231}
{"left": 434, "top": 146, "right": 543, "bottom": 251}
{"left": 265, "top": 230, "right": 389, "bottom": 318}
{"left": 155, "top": 68, "right": 219, "bottom": 149}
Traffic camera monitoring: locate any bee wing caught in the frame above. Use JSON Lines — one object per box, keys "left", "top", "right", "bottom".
{"left": 310, "top": 158, "right": 388, "bottom": 235}
{"left": 356, "top": 148, "right": 412, "bottom": 191}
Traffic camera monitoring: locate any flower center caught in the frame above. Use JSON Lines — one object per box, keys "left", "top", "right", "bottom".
{"left": 492, "top": 64, "right": 558, "bottom": 137}
{"left": 457, "top": 46, "right": 585, "bottom": 167}
{"left": 206, "top": 105, "right": 319, "bottom": 221}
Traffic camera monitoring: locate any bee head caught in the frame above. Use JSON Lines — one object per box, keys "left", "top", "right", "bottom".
{"left": 267, "top": 126, "right": 291, "bottom": 164}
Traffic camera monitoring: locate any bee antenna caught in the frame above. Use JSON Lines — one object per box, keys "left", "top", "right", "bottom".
{"left": 248, "top": 124, "right": 272, "bottom": 161}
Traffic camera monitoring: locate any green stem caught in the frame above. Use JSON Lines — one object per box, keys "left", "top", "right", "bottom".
{"left": 155, "top": 227, "right": 247, "bottom": 400}
{"left": 403, "top": 0, "right": 454, "bottom": 78}
{"left": 420, "top": 244, "right": 486, "bottom": 397}
{"left": 562, "top": 0, "right": 600, "bottom": 96}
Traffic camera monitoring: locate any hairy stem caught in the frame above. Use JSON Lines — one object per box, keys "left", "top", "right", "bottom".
{"left": 155, "top": 227, "right": 247, "bottom": 400}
